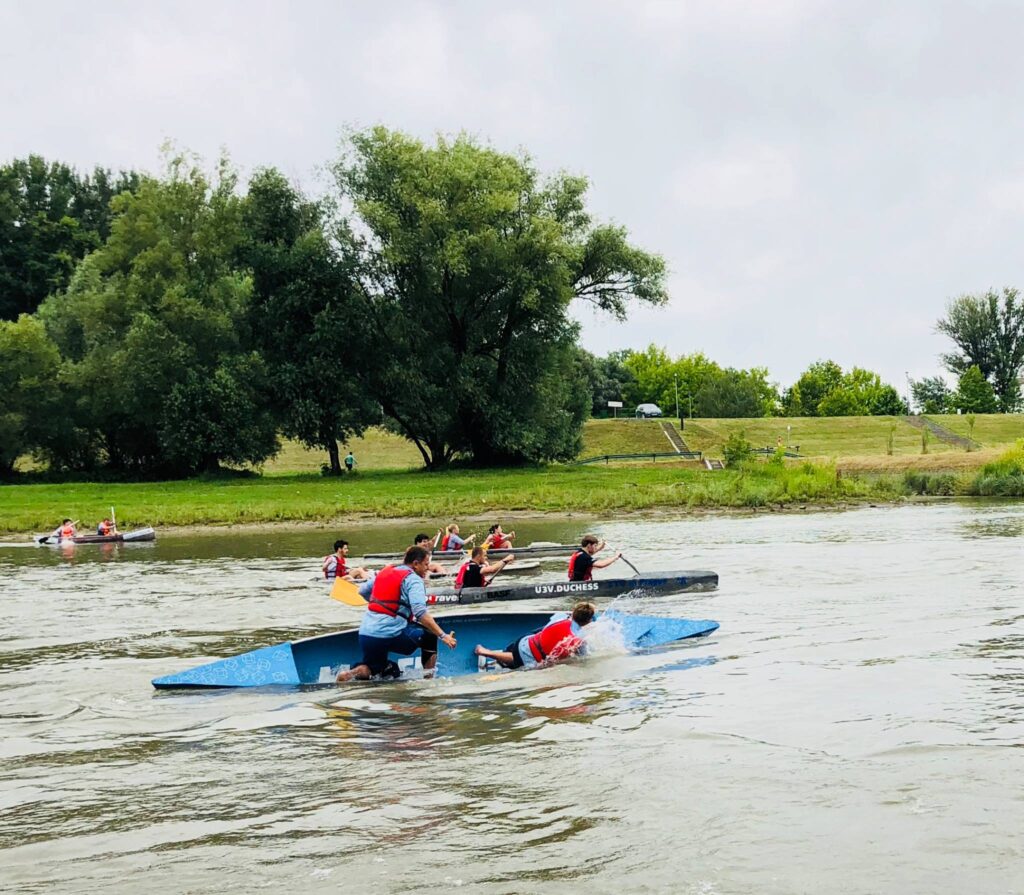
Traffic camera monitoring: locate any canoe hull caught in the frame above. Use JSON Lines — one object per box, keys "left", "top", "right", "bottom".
{"left": 35, "top": 527, "right": 156, "bottom": 546}
{"left": 152, "top": 610, "right": 719, "bottom": 689}
{"left": 426, "top": 569, "right": 718, "bottom": 606}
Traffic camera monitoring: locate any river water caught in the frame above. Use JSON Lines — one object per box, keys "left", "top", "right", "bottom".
{"left": 0, "top": 504, "right": 1022, "bottom": 894}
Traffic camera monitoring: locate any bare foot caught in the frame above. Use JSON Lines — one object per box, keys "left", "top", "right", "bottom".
{"left": 474, "top": 644, "right": 485, "bottom": 656}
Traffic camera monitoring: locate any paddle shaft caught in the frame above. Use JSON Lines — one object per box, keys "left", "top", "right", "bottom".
{"left": 604, "top": 542, "right": 641, "bottom": 577}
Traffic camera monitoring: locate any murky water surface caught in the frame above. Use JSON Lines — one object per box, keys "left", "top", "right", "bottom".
{"left": 1, "top": 505, "right": 1022, "bottom": 893}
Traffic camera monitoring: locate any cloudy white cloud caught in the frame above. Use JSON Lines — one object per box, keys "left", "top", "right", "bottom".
{"left": 3, "top": 0, "right": 1023, "bottom": 389}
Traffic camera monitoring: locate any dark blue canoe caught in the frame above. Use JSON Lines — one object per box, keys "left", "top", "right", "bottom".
{"left": 152, "top": 611, "right": 719, "bottom": 689}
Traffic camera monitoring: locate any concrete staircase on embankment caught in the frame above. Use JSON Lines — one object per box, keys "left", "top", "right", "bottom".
{"left": 902, "top": 415, "right": 981, "bottom": 451}
{"left": 704, "top": 458, "right": 725, "bottom": 470}
{"left": 660, "top": 421, "right": 690, "bottom": 453}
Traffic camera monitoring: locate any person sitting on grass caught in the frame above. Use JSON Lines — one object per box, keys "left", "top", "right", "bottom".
{"left": 454, "top": 546, "right": 514, "bottom": 588}
{"left": 322, "top": 539, "right": 371, "bottom": 583}
{"left": 473, "top": 602, "right": 597, "bottom": 670}
{"left": 336, "top": 546, "right": 457, "bottom": 682}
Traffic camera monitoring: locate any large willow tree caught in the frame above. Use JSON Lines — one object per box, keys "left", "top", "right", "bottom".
{"left": 331, "top": 128, "right": 667, "bottom": 467}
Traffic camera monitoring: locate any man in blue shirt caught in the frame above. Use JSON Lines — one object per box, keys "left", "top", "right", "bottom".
{"left": 336, "top": 545, "right": 457, "bottom": 682}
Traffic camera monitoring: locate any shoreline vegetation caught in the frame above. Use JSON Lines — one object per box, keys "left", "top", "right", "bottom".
{"left": 3, "top": 419, "right": 1022, "bottom": 534}
{"left": 3, "top": 438, "right": 1023, "bottom": 534}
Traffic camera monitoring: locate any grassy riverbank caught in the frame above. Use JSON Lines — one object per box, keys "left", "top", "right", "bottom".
{"left": 0, "top": 462, "right": 902, "bottom": 533}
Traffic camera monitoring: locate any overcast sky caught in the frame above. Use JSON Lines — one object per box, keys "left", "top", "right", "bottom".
{"left": 4, "top": 0, "right": 1023, "bottom": 393}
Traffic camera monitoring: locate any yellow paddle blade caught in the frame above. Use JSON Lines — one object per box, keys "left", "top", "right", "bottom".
{"left": 331, "top": 577, "right": 367, "bottom": 607}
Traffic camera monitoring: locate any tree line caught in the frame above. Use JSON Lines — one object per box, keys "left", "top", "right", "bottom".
{"left": 581, "top": 291, "right": 1024, "bottom": 420}
{"left": 3, "top": 134, "right": 1022, "bottom": 479}
{"left": 0, "top": 131, "right": 667, "bottom": 477}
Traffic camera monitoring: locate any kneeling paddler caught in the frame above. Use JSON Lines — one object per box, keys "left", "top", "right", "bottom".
{"left": 455, "top": 546, "right": 513, "bottom": 588}
{"left": 473, "top": 601, "right": 596, "bottom": 670}
{"left": 568, "top": 534, "right": 621, "bottom": 581}
{"left": 337, "top": 545, "right": 456, "bottom": 682}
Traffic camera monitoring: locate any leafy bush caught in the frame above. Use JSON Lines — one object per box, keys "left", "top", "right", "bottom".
{"left": 967, "top": 440, "right": 1024, "bottom": 496}
{"left": 723, "top": 430, "right": 753, "bottom": 468}
{"left": 903, "top": 471, "right": 958, "bottom": 496}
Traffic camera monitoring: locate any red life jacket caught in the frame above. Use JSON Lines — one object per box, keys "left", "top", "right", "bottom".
{"left": 98, "top": 522, "right": 113, "bottom": 536}
{"left": 60, "top": 524, "right": 75, "bottom": 539}
{"left": 567, "top": 548, "right": 592, "bottom": 582}
{"left": 322, "top": 554, "right": 347, "bottom": 580}
{"left": 527, "top": 618, "right": 582, "bottom": 663}
{"left": 490, "top": 534, "right": 510, "bottom": 549}
{"left": 368, "top": 565, "right": 413, "bottom": 618}
{"left": 441, "top": 534, "right": 451, "bottom": 551}
{"left": 455, "top": 561, "right": 484, "bottom": 589}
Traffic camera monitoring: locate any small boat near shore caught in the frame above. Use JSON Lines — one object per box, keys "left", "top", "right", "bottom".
{"left": 362, "top": 542, "right": 576, "bottom": 561}
{"left": 151, "top": 610, "right": 720, "bottom": 689}
{"left": 34, "top": 527, "right": 156, "bottom": 546}
{"left": 425, "top": 569, "right": 718, "bottom": 606}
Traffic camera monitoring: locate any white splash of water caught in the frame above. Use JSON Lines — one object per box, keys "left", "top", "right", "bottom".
{"left": 581, "top": 614, "right": 630, "bottom": 656}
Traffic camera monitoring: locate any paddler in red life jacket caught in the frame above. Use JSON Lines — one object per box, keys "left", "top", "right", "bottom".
{"left": 414, "top": 533, "right": 449, "bottom": 575}
{"left": 483, "top": 523, "right": 516, "bottom": 550}
{"left": 96, "top": 518, "right": 118, "bottom": 537}
{"left": 322, "top": 539, "right": 371, "bottom": 583}
{"left": 455, "top": 546, "right": 514, "bottom": 588}
{"left": 51, "top": 518, "right": 76, "bottom": 542}
{"left": 336, "top": 545, "right": 457, "bottom": 682}
{"left": 474, "top": 601, "right": 597, "bottom": 670}
{"left": 568, "top": 534, "right": 622, "bottom": 582}
{"left": 441, "top": 523, "right": 475, "bottom": 553}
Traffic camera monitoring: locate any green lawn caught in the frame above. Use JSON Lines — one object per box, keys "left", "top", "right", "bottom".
{"left": 263, "top": 429, "right": 422, "bottom": 474}
{"left": 681, "top": 416, "right": 955, "bottom": 459}
{"left": 926, "top": 414, "right": 1024, "bottom": 447}
{"left": 263, "top": 419, "right": 674, "bottom": 474}
{"left": 0, "top": 462, "right": 902, "bottom": 533}
{"left": 577, "top": 418, "right": 674, "bottom": 457}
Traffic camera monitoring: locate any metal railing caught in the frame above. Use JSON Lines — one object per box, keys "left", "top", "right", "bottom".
{"left": 575, "top": 450, "right": 703, "bottom": 465}
{"left": 749, "top": 447, "right": 802, "bottom": 458}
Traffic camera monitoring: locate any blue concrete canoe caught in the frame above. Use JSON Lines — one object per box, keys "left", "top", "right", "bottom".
{"left": 152, "top": 611, "right": 719, "bottom": 689}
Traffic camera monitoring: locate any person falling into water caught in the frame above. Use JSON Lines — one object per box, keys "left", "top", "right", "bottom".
{"left": 567, "top": 534, "right": 622, "bottom": 581}
{"left": 336, "top": 545, "right": 457, "bottom": 682}
{"left": 322, "top": 539, "right": 371, "bottom": 583}
{"left": 455, "top": 546, "right": 514, "bottom": 588}
{"left": 474, "top": 601, "right": 597, "bottom": 670}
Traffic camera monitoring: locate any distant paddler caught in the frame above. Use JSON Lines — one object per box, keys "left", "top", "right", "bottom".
{"left": 441, "top": 523, "right": 476, "bottom": 553}
{"left": 336, "top": 545, "right": 457, "bottom": 682}
{"left": 96, "top": 517, "right": 118, "bottom": 537}
{"left": 568, "top": 535, "right": 622, "bottom": 581}
{"left": 322, "top": 539, "right": 372, "bottom": 583}
{"left": 51, "top": 518, "right": 77, "bottom": 542}
{"left": 482, "top": 523, "right": 516, "bottom": 550}
{"left": 414, "top": 533, "right": 449, "bottom": 575}
{"left": 474, "top": 601, "right": 596, "bottom": 670}
{"left": 455, "top": 546, "right": 514, "bottom": 588}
